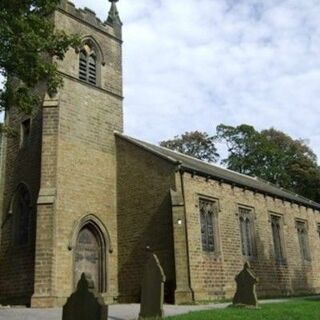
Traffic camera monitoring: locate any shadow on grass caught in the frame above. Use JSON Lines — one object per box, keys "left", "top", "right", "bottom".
{"left": 302, "top": 296, "right": 320, "bottom": 302}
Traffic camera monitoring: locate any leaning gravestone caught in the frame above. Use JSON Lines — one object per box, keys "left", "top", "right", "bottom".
{"left": 139, "top": 250, "right": 166, "bottom": 319}
{"left": 62, "top": 273, "right": 108, "bottom": 320}
{"left": 233, "top": 262, "right": 258, "bottom": 307}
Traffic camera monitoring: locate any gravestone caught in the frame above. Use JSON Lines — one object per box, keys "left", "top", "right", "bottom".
{"left": 233, "top": 262, "right": 258, "bottom": 307}
{"left": 62, "top": 273, "right": 108, "bottom": 320}
{"left": 139, "top": 250, "right": 166, "bottom": 319}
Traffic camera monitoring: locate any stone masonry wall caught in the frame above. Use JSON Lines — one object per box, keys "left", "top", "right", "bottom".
{"left": 182, "top": 172, "right": 320, "bottom": 301}
{"left": 0, "top": 96, "right": 43, "bottom": 305}
{"left": 116, "top": 137, "right": 177, "bottom": 303}
{"left": 31, "top": 6, "right": 123, "bottom": 307}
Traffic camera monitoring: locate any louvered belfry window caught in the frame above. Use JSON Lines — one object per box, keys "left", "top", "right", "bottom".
{"left": 199, "top": 199, "right": 217, "bottom": 252}
{"left": 79, "top": 43, "right": 97, "bottom": 85}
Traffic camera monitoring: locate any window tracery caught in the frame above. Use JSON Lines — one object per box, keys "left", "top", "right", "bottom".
{"left": 296, "top": 220, "right": 310, "bottom": 261}
{"left": 238, "top": 206, "right": 255, "bottom": 258}
{"left": 271, "top": 215, "right": 285, "bottom": 262}
{"left": 199, "top": 198, "right": 219, "bottom": 253}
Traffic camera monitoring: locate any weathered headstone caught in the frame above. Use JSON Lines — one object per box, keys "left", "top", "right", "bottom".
{"left": 233, "top": 262, "right": 258, "bottom": 307}
{"left": 139, "top": 250, "right": 166, "bottom": 319}
{"left": 62, "top": 273, "right": 108, "bottom": 320}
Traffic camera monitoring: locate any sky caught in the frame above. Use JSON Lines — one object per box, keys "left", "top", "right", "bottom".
{"left": 2, "top": 0, "right": 320, "bottom": 161}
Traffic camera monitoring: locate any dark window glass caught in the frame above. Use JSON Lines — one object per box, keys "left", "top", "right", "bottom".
{"left": 21, "top": 119, "right": 31, "bottom": 148}
{"left": 239, "top": 207, "right": 255, "bottom": 257}
{"left": 317, "top": 223, "right": 320, "bottom": 238}
{"left": 199, "top": 199, "right": 217, "bottom": 252}
{"left": 271, "top": 215, "right": 285, "bottom": 262}
{"left": 296, "top": 221, "right": 310, "bottom": 261}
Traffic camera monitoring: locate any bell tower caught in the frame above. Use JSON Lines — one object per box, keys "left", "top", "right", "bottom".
{"left": 30, "top": 0, "right": 123, "bottom": 307}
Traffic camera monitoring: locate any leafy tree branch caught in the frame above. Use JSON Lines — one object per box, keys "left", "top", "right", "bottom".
{"left": 0, "top": 0, "right": 80, "bottom": 116}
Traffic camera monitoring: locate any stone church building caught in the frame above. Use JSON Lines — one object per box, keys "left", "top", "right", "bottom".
{"left": 1, "top": 0, "right": 320, "bottom": 308}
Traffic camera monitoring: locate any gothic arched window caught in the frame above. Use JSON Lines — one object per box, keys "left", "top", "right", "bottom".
{"left": 199, "top": 198, "right": 219, "bottom": 253}
{"left": 271, "top": 214, "right": 285, "bottom": 263}
{"left": 79, "top": 43, "right": 97, "bottom": 85}
{"left": 296, "top": 220, "right": 311, "bottom": 262}
{"left": 238, "top": 206, "right": 256, "bottom": 258}
{"left": 13, "top": 184, "right": 31, "bottom": 246}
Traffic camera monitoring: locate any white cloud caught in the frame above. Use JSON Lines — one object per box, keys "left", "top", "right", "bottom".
{"left": 99, "top": 0, "right": 320, "bottom": 160}
{"left": 2, "top": 0, "right": 320, "bottom": 162}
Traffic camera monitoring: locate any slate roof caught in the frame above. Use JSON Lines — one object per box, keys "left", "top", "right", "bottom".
{"left": 116, "top": 133, "right": 320, "bottom": 211}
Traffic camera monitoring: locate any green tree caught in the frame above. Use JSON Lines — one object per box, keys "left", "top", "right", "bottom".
{"left": 0, "top": 0, "right": 79, "bottom": 116}
{"left": 215, "top": 124, "right": 266, "bottom": 176}
{"left": 216, "top": 124, "right": 320, "bottom": 202}
{"left": 262, "top": 128, "right": 320, "bottom": 201}
{"left": 160, "top": 131, "right": 219, "bottom": 163}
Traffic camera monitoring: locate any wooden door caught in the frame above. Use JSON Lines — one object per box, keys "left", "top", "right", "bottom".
{"left": 74, "top": 227, "right": 101, "bottom": 291}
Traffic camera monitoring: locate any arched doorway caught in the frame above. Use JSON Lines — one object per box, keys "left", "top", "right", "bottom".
{"left": 74, "top": 226, "right": 103, "bottom": 291}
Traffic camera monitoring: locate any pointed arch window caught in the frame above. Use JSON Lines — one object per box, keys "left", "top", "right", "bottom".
{"left": 199, "top": 198, "right": 219, "bottom": 253}
{"left": 296, "top": 220, "right": 311, "bottom": 262}
{"left": 270, "top": 214, "right": 286, "bottom": 263}
{"left": 13, "top": 184, "right": 31, "bottom": 246}
{"left": 79, "top": 43, "right": 97, "bottom": 85}
{"left": 238, "top": 206, "right": 256, "bottom": 258}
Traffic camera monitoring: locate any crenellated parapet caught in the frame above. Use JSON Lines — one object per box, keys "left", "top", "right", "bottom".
{"left": 58, "top": 0, "right": 122, "bottom": 39}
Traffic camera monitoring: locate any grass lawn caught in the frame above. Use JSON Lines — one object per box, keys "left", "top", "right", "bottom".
{"left": 165, "top": 298, "right": 320, "bottom": 320}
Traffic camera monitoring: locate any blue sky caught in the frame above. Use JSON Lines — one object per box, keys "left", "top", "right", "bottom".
{"left": 2, "top": 0, "right": 320, "bottom": 161}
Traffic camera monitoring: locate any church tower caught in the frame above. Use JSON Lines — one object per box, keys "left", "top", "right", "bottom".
{"left": 0, "top": 0, "right": 123, "bottom": 307}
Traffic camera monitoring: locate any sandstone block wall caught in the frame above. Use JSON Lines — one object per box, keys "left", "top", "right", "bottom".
{"left": 1, "top": 0, "right": 319, "bottom": 308}
{"left": 32, "top": 5, "right": 123, "bottom": 307}
{"left": 182, "top": 172, "right": 320, "bottom": 301}
{"left": 0, "top": 96, "right": 43, "bottom": 306}
{"left": 116, "top": 137, "right": 177, "bottom": 303}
